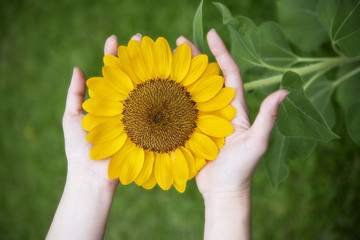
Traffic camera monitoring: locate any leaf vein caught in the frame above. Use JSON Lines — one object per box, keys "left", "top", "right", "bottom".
{"left": 333, "top": 0, "right": 360, "bottom": 40}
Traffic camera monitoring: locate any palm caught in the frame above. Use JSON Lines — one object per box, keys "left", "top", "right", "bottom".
{"left": 196, "top": 122, "right": 255, "bottom": 194}
{"left": 62, "top": 36, "right": 124, "bottom": 188}
{"left": 191, "top": 30, "right": 288, "bottom": 195}
{"left": 63, "top": 113, "right": 118, "bottom": 186}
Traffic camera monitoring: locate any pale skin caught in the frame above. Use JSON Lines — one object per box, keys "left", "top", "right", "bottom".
{"left": 47, "top": 30, "right": 288, "bottom": 240}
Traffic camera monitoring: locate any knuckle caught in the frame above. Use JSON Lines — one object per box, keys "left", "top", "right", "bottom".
{"left": 269, "top": 110, "right": 278, "bottom": 124}
{"left": 260, "top": 102, "right": 279, "bottom": 125}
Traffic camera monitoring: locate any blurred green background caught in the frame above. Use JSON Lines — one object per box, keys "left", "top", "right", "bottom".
{"left": 1, "top": 0, "right": 359, "bottom": 239}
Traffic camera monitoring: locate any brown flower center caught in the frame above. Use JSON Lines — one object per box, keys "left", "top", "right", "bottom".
{"left": 122, "top": 79, "right": 198, "bottom": 153}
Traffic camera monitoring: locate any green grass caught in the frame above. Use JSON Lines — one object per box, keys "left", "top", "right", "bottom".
{"left": 1, "top": 0, "right": 359, "bottom": 239}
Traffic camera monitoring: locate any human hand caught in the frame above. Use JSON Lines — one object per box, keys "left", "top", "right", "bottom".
{"left": 62, "top": 36, "right": 123, "bottom": 192}
{"left": 49, "top": 35, "right": 141, "bottom": 240}
{"left": 176, "top": 30, "right": 288, "bottom": 198}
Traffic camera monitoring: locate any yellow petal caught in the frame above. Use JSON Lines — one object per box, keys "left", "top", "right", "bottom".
{"left": 181, "top": 54, "right": 208, "bottom": 86}
{"left": 135, "top": 151, "right": 155, "bottom": 186}
{"left": 179, "top": 146, "right": 197, "bottom": 179}
{"left": 118, "top": 142, "right": 145, "bottom": 185}
{"left": 87, "top": 77, "right": 126, "bottom": 101}
{"left": 108, "top": 154, "right": 122, "bottom": 179}
{"left": 141, "top": 36, "right": 156, "bottom": 80}
{"left": 210, "top": 136, "right": 225, "bottom": 149}
{"left": 88, "top": 89, "right": 96, "bottom": 98}
{"left": 127, "top": 40, "right": 149, "bottom": 82}
{"left": 142, "top": 170, "right": 157, "bottom": 190}
{"left": 170, "top": 149, "right": 189, "bottom": 185}
{"left": 196, "top": 88, "right": 235, "bottom": 112}
{"left": 108, "top": 140, "right": 144, "bottom": 183}
{"left": 173, "top": 181, "right": 186, "bottom": 193}
{"left": 154, "top": 153, "right": 173, "bottom": 190}
{"left": 200, "top": 62, "right": 221, "bottom": 78}
{"left": 117, "top": 46, "right": 142, "bottom": 84}
{"left": 187, "top": 75, "right": 224, "bottom": 102}
{"left": 201, "top": 105, "right": 237, "bottom": 121}
{"left": 194, "top": 157, "right": 207, "bottom": 171}
{"left": 154, "top": 37, "right": 172, "bottom": 80}
{"left": 171, "top": 43, "right": 191, "bottom": 82}
{"left": 187, "top": 132, "right": 218, "bottom": 160}
{"left": 86, "top": 121, "right": 124, "bottom": 143}
{"left": 90, "top": 132, "right": 127, "bottom": 160}
{"left": 82, "top": 114, "right": 121, "bottom": 131}
{"left": 197, "top": 115, "right": 234, "bottom": 137}
{"left": 184, "top": 142, "right": 206, "bottom": 171}
{"left": 103, "top": 55, "right": 121, "bottom": 68}
{"left": 102, "top": 66, "right": 133, "bottom": 94}
{"left": 82, "top": 98, "right": 123, "bottom": 116}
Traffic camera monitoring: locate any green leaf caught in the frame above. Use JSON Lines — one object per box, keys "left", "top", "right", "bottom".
{"left": 214, "top": 2, "right": 262, "bottom": 71}
{"left": 283, "top": 135, "right": 317, "bottom": 161}
{"left": 229, "top": 16, "right": 262, "bottom": 70}
{"left": 318, "top": 0, "right": 360, "bottom": 57}
{"left": 214, "top": 3, "right": 306, "bottom": 73}
{"left": 263, "top": 129, "right": 289, "bottom": 190}
{"left": 335, "top": 63, "right": 360, "bottom": 111}
{"left": 263, "top": 128, "right": 317, "bottom": 190}
{"left": 259, "top": 21, "right": 298, "bottom": 67}
{"left": 305, "top": 77, "right": 336, "bottom": 128}
{"left": 277, "top": 0, "right": 328, "bottom": 52}
{"left": 317, "top": 0, "right": 338, "bottom": 31}
{"left": 278, "top": 71, "right": 339, "bottom": 141}
{"left": 193, "top": 0, "right": 204, "bottom": 52}
{"left": 346, "top": 102, "right": 360, "bottom": 146}
{"left": 212, "top": 2, "right": 233, "bottom": 24}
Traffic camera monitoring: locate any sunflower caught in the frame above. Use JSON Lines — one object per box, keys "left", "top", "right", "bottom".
{"left": 82, "top": 36, "right": 236, "bottom": 193}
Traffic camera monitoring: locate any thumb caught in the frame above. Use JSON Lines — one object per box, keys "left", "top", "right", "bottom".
{"left": 248, "top": 89, "right": 288, "bottom": 155}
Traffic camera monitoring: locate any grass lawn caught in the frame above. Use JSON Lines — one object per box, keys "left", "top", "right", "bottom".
{"left": 1, "top": 0, "right": 359, "bottom": 239}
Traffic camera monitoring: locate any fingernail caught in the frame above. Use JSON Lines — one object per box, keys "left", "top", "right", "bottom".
{"left": 71, "top": 67, "right": 77, "bottom": 81}
{"left": 210, "top": 28, "right": 216, "bottom": 32}
{"left": 278, "top": 91, "right": 289, "bottom": 104}
{"left": 136, "top": 33, "right": 142, "bottom": 37}
{"left": 110, "top": 34, "right": 117, "bottom": 39}
{"left": 176, "top": 35, "right": 185, "bottom": 44}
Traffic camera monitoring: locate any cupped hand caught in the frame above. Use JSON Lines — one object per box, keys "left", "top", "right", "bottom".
{"left": 176, "top": 30, "right": 288, "bottom": 197}
{"left": 62, "top": 36, "right": 126, "bottom": 191}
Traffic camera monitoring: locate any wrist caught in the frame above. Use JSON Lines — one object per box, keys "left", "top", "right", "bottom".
{"left": 66, "top": 159, "right": 119, "bottom": 194}
{"left": 203, "top": 187, "right": 251, "bottom": 209}
{"left": 65, "top": 170, "right": 118, "bottom": 196}
{"left": 47, "top": 168, "right": 116, "bottom": 240}
{"left": 202, "top": 185, "right": 252, "bottom": 240}
{"left": 201, "top": 180, "right": 252, "bottom": 203}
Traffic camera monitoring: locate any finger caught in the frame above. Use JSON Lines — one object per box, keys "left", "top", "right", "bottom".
{"left": 130, "top": 33, "right": 142, "bottom": 42}
{"left": 104, "top": 35, "right": 118, "bottom": 56}
{"left": 249, "top": 90, "right": 289, "bottom": 153}
{"left": 206, "top": 29, "right": 249, "bottom": 119}
{"left": 64, "top": 67, "right": 86, "bottom": 117}
{"left": 176, "top": 35, "right": 202, "bottom": 57}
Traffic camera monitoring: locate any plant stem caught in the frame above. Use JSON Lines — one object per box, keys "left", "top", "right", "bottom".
{"left": 296, "top": 57, "right": 343, "bottom": 63}
{"left": 261, "top": 61, "right": 292, "bottom": 72}
{"left": 244, "top": 75, "right": 282, "bottom": 91}
{"left": 303, "top": 68, "right": 330, "bottom": 91}
{"left": 333, "top": 66, "right": 360, "bottom": 87}
{"left": 332, "top": 42, "right": 344, "bottom": 57}
{"left": 244, "top": 56, "right": 360, "bottom": 91}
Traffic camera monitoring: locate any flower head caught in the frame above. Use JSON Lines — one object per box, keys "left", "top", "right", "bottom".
{"left": 82, "top": 36, "right": 236, "bottom": 192}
